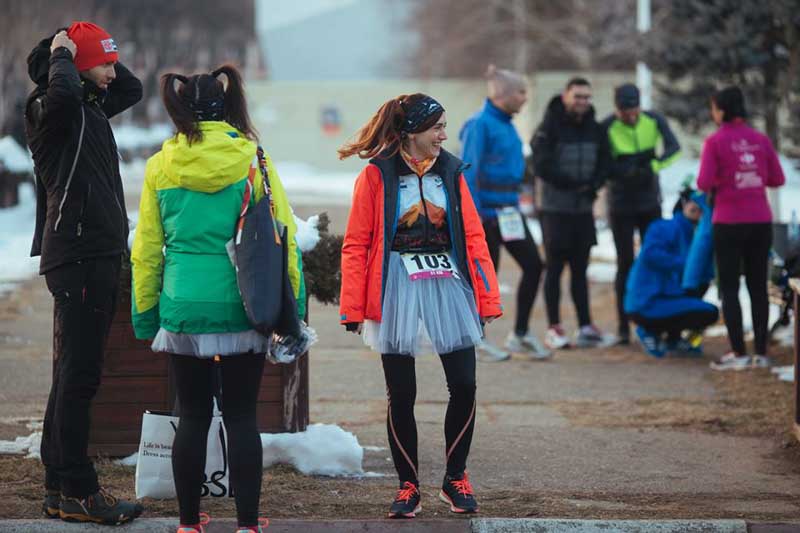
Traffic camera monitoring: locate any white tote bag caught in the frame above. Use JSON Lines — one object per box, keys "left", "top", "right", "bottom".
{"left": 134, "top": 402, "right": 232, "bottom": 499}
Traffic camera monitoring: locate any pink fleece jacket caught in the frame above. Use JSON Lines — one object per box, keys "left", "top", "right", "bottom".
{"left": 696, "top": 121, "right": 785, "bottom": 224}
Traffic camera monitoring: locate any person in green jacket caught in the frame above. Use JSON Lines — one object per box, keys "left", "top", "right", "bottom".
{"left": 602, "top": 83, "right": 681, "bottom": 345}
{"left": 131, "top": 64, "right": 302, "bottom": 533}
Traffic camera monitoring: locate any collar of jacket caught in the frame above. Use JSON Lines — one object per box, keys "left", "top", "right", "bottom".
{"left": 483, "top": 98, "right": 512, "bottom": 122}
{"left": 83, "top": 80, "right": 107, "bottom": 106}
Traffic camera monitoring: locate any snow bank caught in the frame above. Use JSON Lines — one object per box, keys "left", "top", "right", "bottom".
{"left": 294, "top": 214, "right": 321, "bottom": 252}
{"left": 83, "top": 424, "right": 384, "bottom": 479}
{"left": 0, "top": 136, "right": 33, "bottom": 173}
{"left": 261, "top": 423, "right": 369, "bottom": 477}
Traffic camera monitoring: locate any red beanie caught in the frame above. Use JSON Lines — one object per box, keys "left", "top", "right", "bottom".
{"left": 66, "top": 21, "right": 119, "bottom": 72}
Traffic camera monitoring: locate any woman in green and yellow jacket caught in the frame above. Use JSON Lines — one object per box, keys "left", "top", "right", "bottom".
{"left": 130, "top": 65, "right": 300, "bottom": 533}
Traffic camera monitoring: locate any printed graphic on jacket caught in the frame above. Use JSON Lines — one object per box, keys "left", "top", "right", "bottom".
{"left": 392, "top": 172, "right": 451, "bottom": 252}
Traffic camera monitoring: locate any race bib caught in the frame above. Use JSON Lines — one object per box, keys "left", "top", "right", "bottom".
{"left": 497, "top": 207, "right": 526, "bottom": 242}
{"left": 401, "top": 252, "right": 457, "bottom": 281}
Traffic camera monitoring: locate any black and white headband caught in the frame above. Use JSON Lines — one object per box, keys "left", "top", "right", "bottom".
{"left": 400, "top": 96, "right": 444, "bottom": 133}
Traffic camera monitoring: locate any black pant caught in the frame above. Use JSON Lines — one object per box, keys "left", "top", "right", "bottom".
{"left": 170, "top": 353, "right": 265, "bottom": 527}
{"left": 41, "top": 256, "right": 121, "bottom": 498}
{"left": 611, "top": 210, "right": 661, "bottom": 336}
{"left": 540, "top": 212, "right": 595, "bottom": 327}
{"left": 483, "top": 217, "right": 543, "bottom": 336}
{"left": 713, "top": 223, "right": 772, "bottom": 355}
{"left": 630, "top": 308, "right": 719, "bottom": 341}
{"left": 381, "top": 347, "right": 476, "bottom": 485}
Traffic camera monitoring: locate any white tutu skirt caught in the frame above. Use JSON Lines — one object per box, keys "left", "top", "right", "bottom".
{"left": 151, "top": 328, "right": 270, "bottom": 358}
{"left": 363, "top": 252, "right": 483, "bottom": 356}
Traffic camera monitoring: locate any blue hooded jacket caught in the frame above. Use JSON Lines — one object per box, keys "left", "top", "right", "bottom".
{"left": 625, "top": 212, "right": 700, "bottom": 319}
{"left": 459, "top": 99, "right": 525, "bottom": 219}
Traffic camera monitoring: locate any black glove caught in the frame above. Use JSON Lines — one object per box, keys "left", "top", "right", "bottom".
{"left": 344, "top": 322, "right": 360, "bottom": 332}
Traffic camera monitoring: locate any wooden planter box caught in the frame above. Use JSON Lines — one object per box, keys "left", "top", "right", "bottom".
{"left": 85, "top": 265, "right": 309, "bottom": 457}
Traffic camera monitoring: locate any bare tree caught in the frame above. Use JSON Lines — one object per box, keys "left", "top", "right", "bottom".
{"left": 404, "top": 0, "right": 638, "bottom": 77}
{"left": 0, "top": 0, "right": 260, "bottom": 137}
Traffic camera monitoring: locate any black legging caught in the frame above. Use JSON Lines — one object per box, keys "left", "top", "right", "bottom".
{"left": 543, "top": 245, "right": 592, "bottom": 327}
{"left": 611, "top": 210, "right": 661, "bottom": 336}
{"left": 169, "top": 353, "right": 265, "bottom": 527}
{"left": 381, "top": 347, "right": 476, "bottom": 485}
{"left": 713, "top": 222, "right": 772, "bottom": 355}
{"left": 483, "top": 217, "right": 543, "bottom": 336}
{"left": 630, "top": 308, "right": 719, "bottom": 342}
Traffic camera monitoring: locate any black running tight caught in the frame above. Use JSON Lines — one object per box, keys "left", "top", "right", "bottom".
{"left": 381, "top": 347, "right": 477, "bottom": 485}
{"left": 713, "top": 223, "right": 772, "bottom": 355}
{"left": 483, "top": 217, "right": 544, "bottom": 336}
{"left": 169, "top": 353, "right": 265, "bottom": 527}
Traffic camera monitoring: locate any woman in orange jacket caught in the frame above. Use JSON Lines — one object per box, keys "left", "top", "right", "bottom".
{"left": 339, "top": 93, "right": 502, "bottom": 518}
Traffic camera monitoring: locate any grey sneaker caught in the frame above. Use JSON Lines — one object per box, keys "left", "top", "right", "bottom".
{"left": 749, "top": 355, "right": 772, "bottom": 368}
{"left": 709, "top": 352, "right": 751, "bottom": 371}
{"left": 575, "top": 324, "right": 605, "bottom": 348}
{"left": 505, "top": 332, "right": 552, "bottom": 360}
{"left": 42, "top": 490, "right": 60, "bottom": 519}
{"left": 476, "top": 340, "right": 511, "bottom": 362}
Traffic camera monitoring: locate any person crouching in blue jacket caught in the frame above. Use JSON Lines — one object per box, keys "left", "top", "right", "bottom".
{"left": 624, "top": 190, "right": 719, "bottom": 357}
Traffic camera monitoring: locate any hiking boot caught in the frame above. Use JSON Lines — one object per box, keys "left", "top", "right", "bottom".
{"left": 59, "top": 488, "right": 143, "bottom": 525}
{"left": 475, "top": 340, "right": 511, "bottom": 362}
{"left": 388, "top": 481, "right": 421, "bottom": 518}
{"left": 709, "top": 352, "right": 751, "bottom": 371}
{"left": 576, "top": 324, "right": 605, "bottom": 348}
{"left": 42, "top": 490, "right": 61, "bottom": 519}
{"left": 505, "top": 332, "right": 552, "bottom": 360}
{"left": 439, "top": 472, "right": 478, "bottom": 513}
{"left": 544, "top": 325, "right": 570, "bottom": 350}
{"left": 636, "top": 326, "right": 665, "bottom": 358}
{"left": 235, "top": 517, "right": 270, "bottom": 532}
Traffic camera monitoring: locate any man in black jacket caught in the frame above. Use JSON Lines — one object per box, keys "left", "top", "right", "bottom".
{"left": 25, "top": 22, "right": 143, "bottom": 524}
{"left": 530, "top": 77, "right": 610, "bottom": 350}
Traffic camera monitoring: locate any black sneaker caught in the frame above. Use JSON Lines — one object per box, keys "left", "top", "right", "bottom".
{"left": 42, "top": 490, "right": 61, "bottom": 519}
{"left": 387, "top": 481, "right": 421, "bottom": 518}
{"left": 59, "top": 488, "right": 144, "bottom": 525}
{"left": 439, "top": 472, "right": 478, "bottom": 513}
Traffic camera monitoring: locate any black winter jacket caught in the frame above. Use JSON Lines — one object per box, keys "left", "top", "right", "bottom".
{"left": 530, "top": 96, "right": 609, "bottom": 214}
{"left": 24, "top": 34, "right": 142, "bottom": 274}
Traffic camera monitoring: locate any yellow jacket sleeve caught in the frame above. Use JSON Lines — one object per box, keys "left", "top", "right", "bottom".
{"left": 130, "top": 154, "right": 165, "bottom": 339}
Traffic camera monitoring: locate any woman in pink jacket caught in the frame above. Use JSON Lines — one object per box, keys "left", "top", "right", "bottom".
{"left": 697, "top": 86, "right": 785, "bottom": 370}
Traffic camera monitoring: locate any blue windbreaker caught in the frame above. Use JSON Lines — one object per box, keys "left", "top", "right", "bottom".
{"left": 459, "top": 99, "right": 525, "bottom": 219}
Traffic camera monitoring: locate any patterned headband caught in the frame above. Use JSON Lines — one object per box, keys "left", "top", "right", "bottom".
{"left": 401, "top": 96, "right": 445, "bottom": 133}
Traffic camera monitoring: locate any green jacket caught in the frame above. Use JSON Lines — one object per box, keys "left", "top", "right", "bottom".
{"left": 131, "top": 121, "right": 304, "bottom": 339}
{"left": 602, "top": 111, "right": 680, "bottom": 215}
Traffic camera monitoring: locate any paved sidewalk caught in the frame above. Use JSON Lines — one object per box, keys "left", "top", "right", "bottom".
{"left": 1, "top": 517, "right": 792, "bottom": 533}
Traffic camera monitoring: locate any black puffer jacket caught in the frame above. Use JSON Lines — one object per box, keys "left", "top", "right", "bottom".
{"left": 530, "top": 96, "right": 609, "bottom": 214}
{"left": 25, "top": 33, "right": 142, "bottom": 274}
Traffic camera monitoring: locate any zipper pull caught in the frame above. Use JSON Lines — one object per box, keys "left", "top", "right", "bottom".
{"left": 77, "top": 222, "right": 82, "bottom": 237}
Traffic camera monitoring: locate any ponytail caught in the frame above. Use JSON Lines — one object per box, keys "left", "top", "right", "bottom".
{"left": 161, "top": 73, "right": 202, "bottom": 144}
{"left": 212, "top": 64, "right": 258, "bottom": 141}
{"left": 338, "top": 96, "right": 407, "bottom": 160}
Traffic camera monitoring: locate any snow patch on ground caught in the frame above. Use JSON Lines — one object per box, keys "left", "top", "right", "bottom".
{"left": 294, "top": 214, "right": 321, "bottom": 252}
{"left": 0, "top": 432, "right": 41, "bottom": 459}
{"left": 113, "top": 123, "right": 173, "bottom": 152}
{"left": 96, "top": 424, "right": 385, "bottom": 478}
{"left": 771, "top": 365, "right": 795, "bottom": 382}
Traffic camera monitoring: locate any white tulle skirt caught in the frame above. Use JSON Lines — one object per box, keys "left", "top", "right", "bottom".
{"left": 362, "top": 252, "right": 482, "bottom": 356}
{"left": 151, "top": 328, "right": 270, "bottom": 358}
